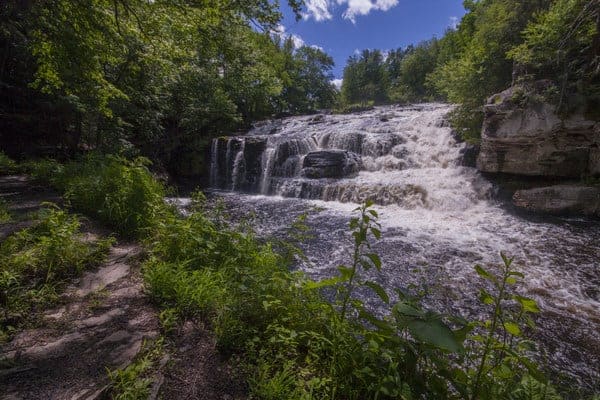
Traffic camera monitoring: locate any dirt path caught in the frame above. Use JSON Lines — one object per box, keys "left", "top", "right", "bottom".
{"left": 0, "top": 175, "right": 247, "bottom": 400}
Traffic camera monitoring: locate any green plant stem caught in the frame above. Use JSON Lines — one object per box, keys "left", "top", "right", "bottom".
{"left": 471, "top": 268, "right": 510, "bottom": 400}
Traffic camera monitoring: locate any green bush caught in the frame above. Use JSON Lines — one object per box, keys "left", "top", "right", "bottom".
{"left": 142, "top": 194, "right": 562, "bottom": 399}
{"left": 0, "top": 206, "right": 113, "bottom": 339}
{"left": 107, "top": 338, "right": 164, "bottom": 400}
{"left": 0, "top": 198, "right": 11, "bottom": 223}
{"left": 24, "top": 155, "right": 170, "bottom": 238}
{"left": 0, "top": 152, "right": 17, "bottom": 175}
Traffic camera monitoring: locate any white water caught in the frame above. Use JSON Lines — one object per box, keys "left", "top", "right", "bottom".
{"left": 205, "top": 104, "right": 600, "bottom": 388}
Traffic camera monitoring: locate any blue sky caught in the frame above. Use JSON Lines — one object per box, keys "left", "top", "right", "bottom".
{"left": 276, "top": 0, "right": 467, "bottom": 81}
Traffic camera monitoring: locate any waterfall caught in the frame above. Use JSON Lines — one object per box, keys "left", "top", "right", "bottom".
{"left": 203, "top": 104, "right": 600, "bottom": 386}
{"left": 231, "top": 140, "right": 246, "bottom": 191}
{"left": 209, "top": 104, "right": 493, "bottom": 209}
{"left": 209, "top": 139, "right": 219, "bottom": 187}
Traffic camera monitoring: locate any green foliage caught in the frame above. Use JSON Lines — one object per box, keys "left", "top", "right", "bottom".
{"left": 0, "top": 206, "right": 113, "bottom": 339}
{"left": 0, "top": 152, "right": 17, "bottom": 175}
{"left": 0, "top": 198, "right": 11, "bottom": 223}
{"left": 139, "top": 187, "right": 561, "bottom": 399}
{"left": 463, "top": 255, "right": 547, "bottom": 400}
{"left": 277, "top": 38, "right": 338, "bottom": 114}
{"left": 107, "top": 337, "right": 164, "bottom": 400}
{"left": 508, "top": 0, "right": 599, "bottom": 113}
{"left": 27, "top": 155, "right": 169, "bottom": 238}
{"left": 0, "top": 0, "right": 337, "bottom": 165}
{"left": 340, "top": 49, "right": 389, "bottom": 105}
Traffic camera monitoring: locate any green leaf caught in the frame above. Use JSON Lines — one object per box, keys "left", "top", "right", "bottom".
{"left": 501, "top": 253, "right": 513, "bottom": 267}
{"left": 337, "top": 265, "right": 354, "bottom": 280}
{"left": 479, "top": 289, "right": 494, "bottom": 305}
{"left": 393, "top": 302, "right": 424, "bottom": 318}
{"left": 474, "top": 264, "right": 496, "bottom": 283}
{"left": 515, "top": 295, "right": 540, "bottom": 313}
{"left": 371, "top": 227, "right": 382, "bottom": 239}
{"left": 407, "top": 319, "right": 463, "bottom": 352}
{"left": 364, "top": 281, "right": 389, "bottom": 304}
{"left": 503, "top": 321, "right": 521, "bottom": 336}
{"left": 304, "top": 276, "right": 343, "bottom": 290}
{"left": 365, "top": 253, "right": 382, "bottom": 271}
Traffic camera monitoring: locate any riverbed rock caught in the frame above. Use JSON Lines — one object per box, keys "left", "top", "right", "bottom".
{"left": 302, "top": 150, "right": 362, "bottom": 179}
{"left": 477, "top": 83, "right": 600, "bottom": 178}
{"left": 513, "top": 185, "right": 600, "bottom": 217}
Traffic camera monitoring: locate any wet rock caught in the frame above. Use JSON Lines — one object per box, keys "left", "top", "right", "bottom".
{"left": 308, "top": 114, "right": 326, "bottom": 125}
{"left": 513, "top": 185, "right": 600, "bottom": 217}
{"left": 477, "top": 82, "right": 599, "bottom": 178}
{"left": 302, "top": 150, "right": 362, "bottom": 179}
{"left": 459, "top": 144, "right": 479, "bottom": 168}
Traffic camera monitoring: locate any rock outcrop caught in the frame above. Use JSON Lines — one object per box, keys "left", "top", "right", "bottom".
{"left": 302, "top": 150, "right": 362, "bottom": 179}
{"left": 477, "top": 82, "right": 600, "bottom": 178}
{"left": 513, "top": 185, "right": 600, "bottom": 217}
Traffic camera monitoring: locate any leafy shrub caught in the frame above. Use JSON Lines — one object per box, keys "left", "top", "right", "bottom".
{"left": 0, "top": 198, "right": 11, "bottom": 223}
{"left": 0, "top": 206, "right": 113, "bottom": 339}
{"left": 107, "top": 338, "right": 164, "bottom": 400}
{"left": 142, "top": 195, "right": 562, "bottom": 399}
{"left": 0, "top": 152, "right": 17, "bottom": 175}
{"left": 20, "top": 158, "right": 62, "bottom": 184}
{"left": 24, "top": 154, "right": 170, "bottom": 238}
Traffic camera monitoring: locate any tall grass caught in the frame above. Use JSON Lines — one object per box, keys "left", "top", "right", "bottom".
{"left": 0, "top": 206, "right": 113, "bottom": 340}
{"left": 25, "top": 155, "right": 169, "bottom": 238}
{"left": 0, "top": 152, "right": 16, "bottom": 175}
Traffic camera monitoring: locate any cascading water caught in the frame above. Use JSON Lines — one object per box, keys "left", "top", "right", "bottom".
{"left": 205, "top": 104, "right": 600, "bottom": 390}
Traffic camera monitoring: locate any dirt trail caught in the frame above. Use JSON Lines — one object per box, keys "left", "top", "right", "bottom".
{"left": 0, "top": 175, "right": 246, "bottom": 400}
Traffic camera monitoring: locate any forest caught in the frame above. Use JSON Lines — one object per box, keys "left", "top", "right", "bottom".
{"left": 1, "top": 0, "right": 596, "bottom": 168}
{"left": 0, "top": 0, "right": 599, "bottom": 399}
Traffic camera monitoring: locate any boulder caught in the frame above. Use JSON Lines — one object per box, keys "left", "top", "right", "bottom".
{"left": 477, "top": 83, "right": 600, "bottom": 178}
{"left": 512, "top": 185, "right": 600, "bottom": 217}
{"left": 302, "top": 150, "right": 362, "bottom": 179}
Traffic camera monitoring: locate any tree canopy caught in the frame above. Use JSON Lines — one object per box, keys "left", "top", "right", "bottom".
{"left": 0, "top": 0, "right": 336, "bottom": 172}
{"left": 338, "top": 0, "right": 599, "bottom": 141}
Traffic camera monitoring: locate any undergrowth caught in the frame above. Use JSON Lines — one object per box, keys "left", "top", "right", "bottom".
{"left": 0, "top": 198, "right": 10, "bottom": 223}
{"left": 0, "top": 152, "right": 17, "bottom": 175}
{"left": 107, "top": 337, "right": 165, "bottom": 400}
{"left": 17, "top": 156, "right": 588, "bottom": 398}
{"left": 143, "top": 193, "right": 565, "bottom": 399}
{"left": 0, "top": 205, "right": 113, "bottom": 340}
{"left": 23, "top": 155, "right": 169, "bottom": 238}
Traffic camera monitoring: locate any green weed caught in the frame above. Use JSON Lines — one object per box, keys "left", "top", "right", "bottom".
{"left": 107, "top": 338, "right": 165, "bottom": 400}
{"left": 23, "top": 154, "right": 170, "bottom": 238}
{"left": 0, "top": 152, "right": 17, "bottom": 175}
{"left": 0, "top": 206, "right": 113, "bottom": 338}
{"left": 0, "top": 198, "right": 11, "bottom": 223}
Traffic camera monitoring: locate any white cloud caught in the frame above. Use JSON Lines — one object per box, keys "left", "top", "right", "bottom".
{"left": 449, "top": 16, "right": 459, "bottom": 30}
{"left": 331, "top": 78, "right": 343, "bottom": 89}
{"left": 310, "top": 44, "right": 325, "bottom": 51}
{"left": 340, "top": 0, "right": 399, "bottom": 23}
{"left": 304, "top": 0, "right": 398, "bottom": 23}
{"left": 304, "top": 0, "right": 334, "bottom": 21}
{"left": 271, "top": 24, "right": 305, "bottom": 49}
{"left": 291, "top": 34, "right": 305, "bottom": 48}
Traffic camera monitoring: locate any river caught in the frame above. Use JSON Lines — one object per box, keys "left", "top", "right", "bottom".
{"left": 193, "top": 103, "right": 599, "bottom": 391}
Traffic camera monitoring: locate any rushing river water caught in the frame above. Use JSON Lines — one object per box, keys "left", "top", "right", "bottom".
{"left": 195, "top": 104, "right": 599, "bottom": 390}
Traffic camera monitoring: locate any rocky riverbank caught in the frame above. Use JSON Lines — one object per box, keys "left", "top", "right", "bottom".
{"left": 476, "top": 81, "right": 600, "bottom": 217}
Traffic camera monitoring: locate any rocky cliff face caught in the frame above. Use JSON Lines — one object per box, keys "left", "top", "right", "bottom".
{"left": 513, "top": 185, "right": 600, "bottom": 217}
{"left": 477, "top": 83, "right": 600, "bottom": 178}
